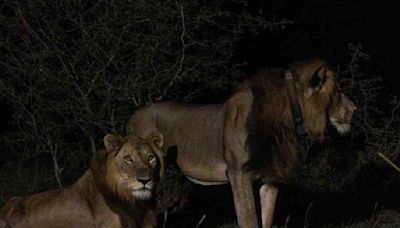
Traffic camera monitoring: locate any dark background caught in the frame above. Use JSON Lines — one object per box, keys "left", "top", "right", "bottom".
{"left": 242, "top": 0, "right": 399, "bottom": 91}
{"left": 1, "top": 0, "right": 400, "bottom": 227}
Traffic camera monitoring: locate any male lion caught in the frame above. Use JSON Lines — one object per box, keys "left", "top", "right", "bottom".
{"left": 0, "top": 132, "right": 164, "bottom": 228}
{"left": 127, "top": 59, "right": 356, "bottom": 228}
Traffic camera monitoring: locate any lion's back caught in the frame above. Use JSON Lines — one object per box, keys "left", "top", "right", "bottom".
{"left": 0, "top": 188, "right": 93, "bottom": 228}
{"left": 1, "top": 190, "right": 60, "bottom": 225}
{"left": 128, "top": 101, "right": 225, "bottom": 137}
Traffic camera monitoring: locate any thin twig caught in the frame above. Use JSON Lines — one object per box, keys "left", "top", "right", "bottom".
{"left": 377, "top": 152, "right": 400, "bottom": 173}
{"left": 195, "top": 214, "right": 206, "bottom": 228}
{"left": 157, "top": 0, "right": 185, "bottom": 100}
{"left": 303, "top": 201, "right": 314, "bottom": 228}
{"left": 17, "top": 9, "right": 49, "bottom": 50}
{"left": 162, "top": 210, "right": 168, "bottom": 228}
{"left": 48, "top": 141, "right": 63, "bottom": 188}
{"left": 284, "top": 215, "right": 291, "bottom": 228}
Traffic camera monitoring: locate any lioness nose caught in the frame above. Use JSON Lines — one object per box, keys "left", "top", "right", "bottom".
{"left": 137, "top": 176, "right": 152, "bottom": 185}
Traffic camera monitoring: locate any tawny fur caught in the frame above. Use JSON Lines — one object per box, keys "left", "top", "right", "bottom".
{"left": 0, "top": 133, "right": 164, "bottom": 228}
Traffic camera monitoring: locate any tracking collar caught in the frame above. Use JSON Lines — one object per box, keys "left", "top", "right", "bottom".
{"left": 285, "top": 70, "right": 306, "bottom": 136}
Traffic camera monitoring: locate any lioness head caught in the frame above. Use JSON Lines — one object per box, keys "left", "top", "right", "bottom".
{"left": 101, "top": 132, "right": 164, "bottom": 201}
{"left": 292, "top": 59, "right": 356, "bottom": 140}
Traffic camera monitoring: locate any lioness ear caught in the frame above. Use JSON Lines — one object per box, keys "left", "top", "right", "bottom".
{"left": 104, "top": 134, "right": 123, "bottom": 152}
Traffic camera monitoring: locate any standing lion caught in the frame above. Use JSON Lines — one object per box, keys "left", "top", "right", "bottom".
{"left": 127, "top": 59, "right": 356, "bottom": 228}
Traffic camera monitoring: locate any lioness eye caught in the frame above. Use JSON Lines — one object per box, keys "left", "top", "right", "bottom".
{"left": 124, "top": 156, "right": 133, "bottom": 163}
{"left": 148, "top": 155, "right": 156, "bottom": 163}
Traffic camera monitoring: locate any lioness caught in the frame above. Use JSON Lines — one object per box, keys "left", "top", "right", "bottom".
{"left": 127, "top": 59, "right": 356, "bottom": 228}
{"left": 0, "top": 132, "right": 164, "bottom": 228}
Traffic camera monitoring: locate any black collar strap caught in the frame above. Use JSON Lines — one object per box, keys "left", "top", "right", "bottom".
{"left": 285, "top": 70, "right": 306, "bottom": 136}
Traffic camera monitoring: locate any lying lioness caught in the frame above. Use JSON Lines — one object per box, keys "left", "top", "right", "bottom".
{"left": 0, "top": 132, "right": 164, "bottom": 228}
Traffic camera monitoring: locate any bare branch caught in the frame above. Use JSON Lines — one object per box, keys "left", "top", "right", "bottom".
{"left": 157, "top": 0, "right": 186, "bottom": 100}
{"left": 195, "top": 214, "right": 206, "bottom": 228}
{"left": 378, "top": 152, "right": 400, "bottom": 173}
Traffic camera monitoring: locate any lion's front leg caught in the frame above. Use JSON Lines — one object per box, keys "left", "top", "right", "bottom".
{"left": 223, "top": 91, "right": 258, "bottom": 228}
{"left": 259, "top": 184, "right": 279, "bottom": 228}
{"left": 229, "top": 172, "right": 259, "bottom": 228}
